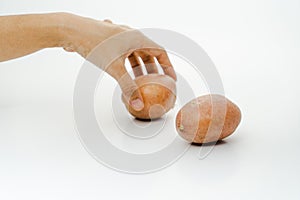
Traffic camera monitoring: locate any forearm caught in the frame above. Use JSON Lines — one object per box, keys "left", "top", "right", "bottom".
{"left": 0, "top": 12, "right": 125, "bottom": 62}
{"left": 0, "top": 13, "right": 65, "bottom": 61}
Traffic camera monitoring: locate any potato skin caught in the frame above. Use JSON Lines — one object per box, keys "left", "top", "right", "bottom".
{"left": 176, "top": 94, "right": 241, "bottom": 144}
{"left": 123, "top": 74, "right": 176, "bottom": 120}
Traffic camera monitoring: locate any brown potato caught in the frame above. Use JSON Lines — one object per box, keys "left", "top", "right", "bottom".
{"left": 175, "top": 94, "right": 241, "bottom": 144}
{"left": 123, "top": 74, "right": 176, "bottom": 120}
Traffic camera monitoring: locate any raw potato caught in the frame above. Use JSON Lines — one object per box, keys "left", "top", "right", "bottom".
{"left": 123, "top": 74, "right": 176, "bottom": 120}
{"left": 176, "top": 94, "right": 241, "bottom": 144}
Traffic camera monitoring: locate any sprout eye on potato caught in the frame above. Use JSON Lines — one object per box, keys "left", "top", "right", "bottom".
{"left": 122, "top": 74, "right": 176, "bottom": 120}
{"left": 175, "top": 94, "right": 241, "bottom": 144}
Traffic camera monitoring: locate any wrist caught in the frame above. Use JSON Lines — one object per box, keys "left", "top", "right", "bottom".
{"left": 57, "top": 13, "right": 127, "bottom": 57}
{"left": 50, "top": 12, "right": 77, "bottom": 48}
{"left": 33, "top": 13, "right": 68, "bottom": 48}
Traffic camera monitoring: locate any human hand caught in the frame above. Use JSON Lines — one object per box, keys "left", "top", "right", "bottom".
{"left": 60, "top": 14, "right": 176, "bottom": 111}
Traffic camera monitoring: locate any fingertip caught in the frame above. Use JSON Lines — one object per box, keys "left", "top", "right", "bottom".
{"left": 130, "top": 98, "right": 144, "bottom": 111}
{"left": 171, "top": 72, "right": 177, "bottom": 81}
{"left": 118, "top": 72, "right": 144, "bottom": 111}
{"left": 164, "top": 67, "right": 177, "bottom": 81}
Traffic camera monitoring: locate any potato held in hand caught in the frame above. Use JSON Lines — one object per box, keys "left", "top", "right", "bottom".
{"left": 176, "top": 94, "right": 241, "bottom": 144}
{"left": 123, "top": 74, "right": 176, "bottom": 120}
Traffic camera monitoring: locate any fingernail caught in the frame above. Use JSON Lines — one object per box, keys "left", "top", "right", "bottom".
{"left": 130, "top": 99, "right": 144, "bottom": 111}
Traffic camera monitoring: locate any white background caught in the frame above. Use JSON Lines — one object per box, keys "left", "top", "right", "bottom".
{"left": 1, "top": 0, "right": 300, "bottom": 199}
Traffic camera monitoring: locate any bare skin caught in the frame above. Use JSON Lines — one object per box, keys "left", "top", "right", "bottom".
{"left": 0, "top": 12, "right": 176, "bottom": 111}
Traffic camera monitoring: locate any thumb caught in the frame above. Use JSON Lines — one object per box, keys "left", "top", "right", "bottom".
{"left": 118, "top": 73, "right": 144, "bottom": 111}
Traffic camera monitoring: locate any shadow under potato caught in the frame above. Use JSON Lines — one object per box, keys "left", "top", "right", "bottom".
{"left": 134, "top": 117, "right": 165, "bottom": 122}
{"left": 191, "top": 140, "right": 227, "bottom": 147}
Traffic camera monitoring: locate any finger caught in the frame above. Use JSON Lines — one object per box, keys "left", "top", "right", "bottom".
{"left": 152, "top": 49, "right": 177, "bottom": 81}
{"left": 139, "top": 51, "right": 158, "bottom": 74}
{"left": 107, "top": 58, "right": 144, "bottom": 111}
{"left": 118, "top": 72, "right": 144, "bottom": 111}
{"left": 128, "top": 52, "right": 143, "bottom": 77}
{"left": 103, "top": 19, "right": 113, "bottom": 23}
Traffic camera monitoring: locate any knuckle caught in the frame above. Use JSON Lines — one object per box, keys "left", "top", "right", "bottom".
{"left": 142, "top": 55, "right": 152, "bottom": 63}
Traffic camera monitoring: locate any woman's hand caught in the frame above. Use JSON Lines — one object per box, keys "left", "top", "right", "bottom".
{"left": 61, "top": 13, "right": 176, "bottom": 111}
{"left": 0, "top": 12, "right": 176, "bottom": 111}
